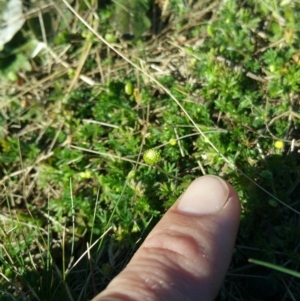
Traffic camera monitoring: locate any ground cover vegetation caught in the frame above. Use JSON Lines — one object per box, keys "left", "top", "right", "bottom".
{"left": 0, "top": 0, "right": 300, "bottom": 300}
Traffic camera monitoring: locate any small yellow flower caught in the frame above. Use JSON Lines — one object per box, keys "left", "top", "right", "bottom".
{"left": 169, "top": 138, "right": 177, "bottom": 146}
{"left": 274, "top": 140, "right": 284, "bottom": 149}
{"left": 143, "top": 149, "right": 161, "bottom": 165}
{"left": 79, "top": 170, "right": 92, "bottom": 179}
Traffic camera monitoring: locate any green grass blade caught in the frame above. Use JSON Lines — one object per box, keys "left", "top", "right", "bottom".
{"left": 249, "top": 258, "right": 300, "bottom": 278}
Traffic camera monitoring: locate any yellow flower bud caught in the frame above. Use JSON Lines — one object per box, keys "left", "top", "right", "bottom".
{"left": 274, "top": 140, "right": 284, "bottom": 149}
{"left": 169, "top": 138, "right": 177, "bottom": 146}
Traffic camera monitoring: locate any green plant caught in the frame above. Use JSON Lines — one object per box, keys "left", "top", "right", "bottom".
{"left": 1, "top": 0, "right": 300, "bottom": 300}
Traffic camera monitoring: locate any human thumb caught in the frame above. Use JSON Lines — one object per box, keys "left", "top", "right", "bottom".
{"left": 93, "top": 175, "right": 241, "bottom": 301}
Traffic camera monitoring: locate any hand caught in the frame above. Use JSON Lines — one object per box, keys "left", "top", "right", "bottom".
{"left": 93, "top": 175, "right": 241, "bottom": 301}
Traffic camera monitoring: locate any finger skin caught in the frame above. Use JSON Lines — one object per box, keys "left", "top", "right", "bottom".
{"left": 93, "top": 177, "right": 241, "bottom": 301}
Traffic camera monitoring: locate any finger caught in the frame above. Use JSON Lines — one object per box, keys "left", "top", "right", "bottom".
{"left": 93, "top": 175, "right": 241, "bottom": 301}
